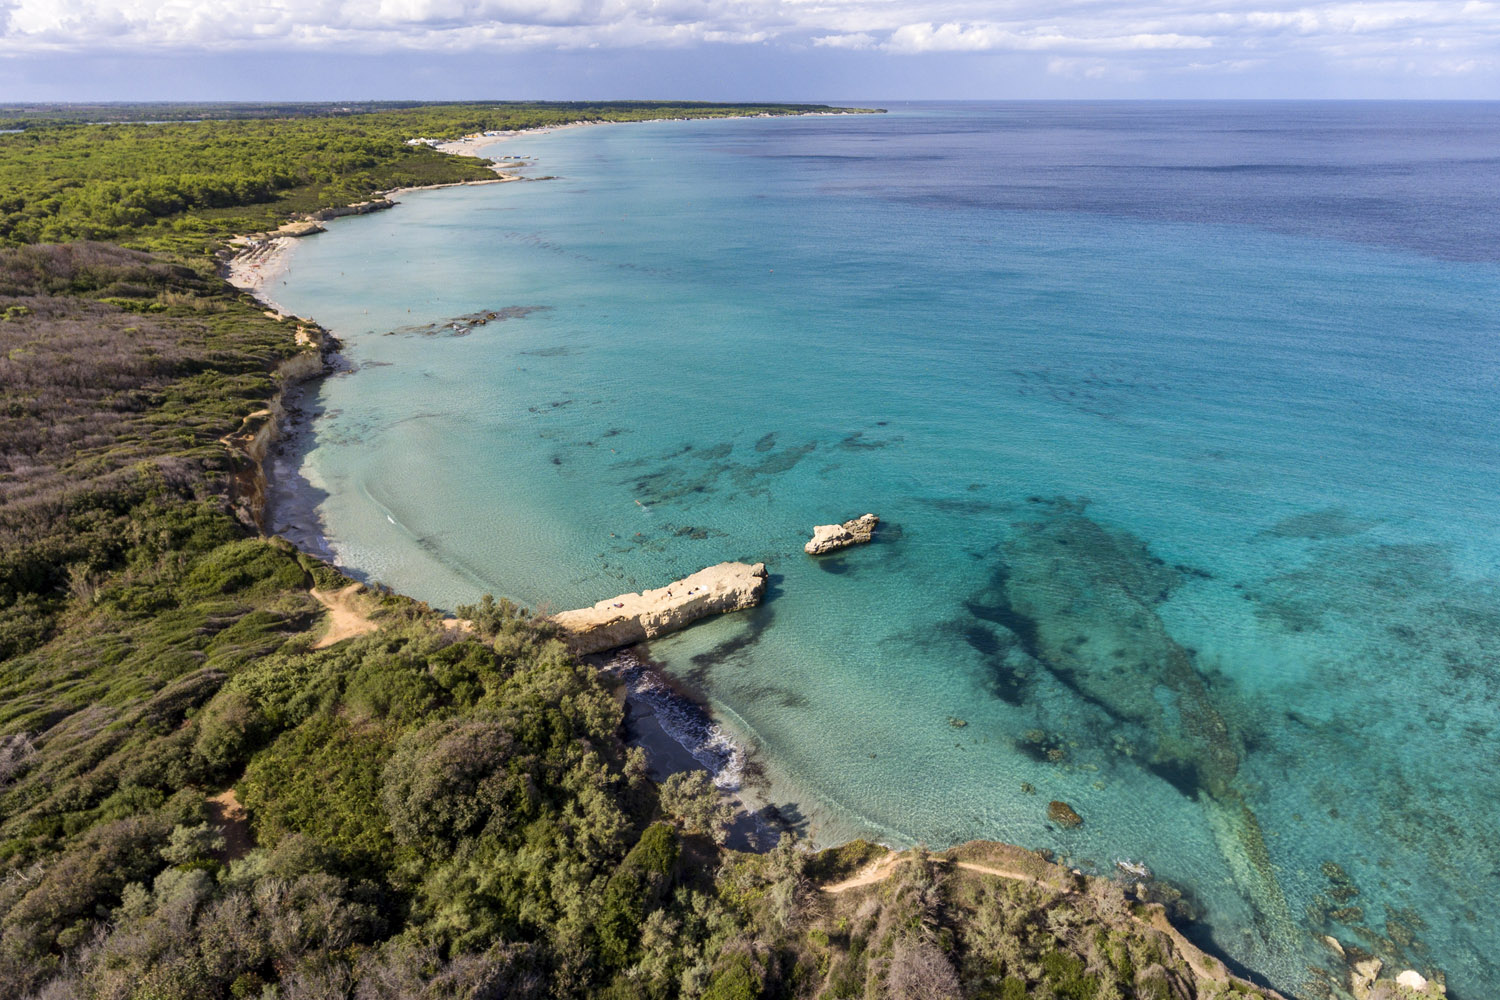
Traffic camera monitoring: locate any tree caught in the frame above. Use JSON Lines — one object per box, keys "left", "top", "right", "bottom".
{"left": 658, "top": 770, "right": 734, "bottom": 844}
{"left": 887, "top": 937, "right": 961, "bottom": 1000}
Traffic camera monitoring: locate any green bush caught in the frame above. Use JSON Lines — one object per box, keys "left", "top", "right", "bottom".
{"left": 703, "top": 953, "right": 762, "bottom": 1000}
{"left": 179, "top": 538, "right": 307, "bottom": 600}
{"left": 595, "top": 822, "right": 679, "bottom": 968}
{"left": 238, "top": 714, "right": 393, "bottom": 876}
{"left": 380, "top": 717, "right": 525, "bottom": 846}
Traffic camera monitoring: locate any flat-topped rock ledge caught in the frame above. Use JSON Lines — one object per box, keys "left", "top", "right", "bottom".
{"left": 552, "top": 561, "right": 768, "bottom": 655}
{"left": 805, "top": 514, "right": 879, "bottom": 555}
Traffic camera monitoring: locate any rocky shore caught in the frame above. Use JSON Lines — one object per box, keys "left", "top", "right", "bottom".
{"left": 552, "top": 561, "right": 768, "bottom": 655}
{"left": 217, "top": 320, "right": 338, "bottom": 532}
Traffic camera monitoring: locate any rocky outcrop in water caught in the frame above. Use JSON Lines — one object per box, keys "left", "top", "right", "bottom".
{"left": 1339, "top": 953, "right": 1445, "bottom": 1000}
{"left": 552, "top": 562, "right": 768, "bottom": 655}
{"left": 1048, "top": 800, "right": 1083, "bottom": 828}
{"left": 384, "top": 306, "right": 550, "bottom": 338}
{"left": 805, "top": 513, "right": 879, "bottom": 555}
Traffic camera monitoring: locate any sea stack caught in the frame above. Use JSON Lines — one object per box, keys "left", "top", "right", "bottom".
{"left": 805, "top": 513, "right": 879, "bottom": 555}
{"left": 551, "top": 561, "right": 768, "bottom": 655}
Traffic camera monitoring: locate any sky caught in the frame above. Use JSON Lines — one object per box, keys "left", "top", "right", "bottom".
{"left": 3, "top": 0, "right": 1498, "bottom": 100}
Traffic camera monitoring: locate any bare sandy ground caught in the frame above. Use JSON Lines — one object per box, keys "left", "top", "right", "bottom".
{"left": 310, "top": 583, "right": 378, "bottom": 648}
{"left": 206, "top": 788, "right": 253, "bottom": 862}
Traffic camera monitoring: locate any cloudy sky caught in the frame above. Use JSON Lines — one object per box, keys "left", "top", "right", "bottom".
{"left": 3, "top": 0, "right": 1498, "bottom": 99}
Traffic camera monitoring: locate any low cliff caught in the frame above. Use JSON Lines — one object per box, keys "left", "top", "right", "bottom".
{"left": 219, "top": 322, "right": 335, "bottom": 531}
{"left": 309, "top": 198, "right": 395, "bottom": 222}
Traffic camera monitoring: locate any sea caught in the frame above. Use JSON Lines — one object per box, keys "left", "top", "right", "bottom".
{"left": 266, "top": 102, "right": 1500, "bottom": 999}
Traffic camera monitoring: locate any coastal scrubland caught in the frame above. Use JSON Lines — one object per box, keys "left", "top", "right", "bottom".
{"left": 0, "top": 101, "right": 856, "bottom": 252}
{"left": 0, "top": 102, "right": 1280, "bottom": 999}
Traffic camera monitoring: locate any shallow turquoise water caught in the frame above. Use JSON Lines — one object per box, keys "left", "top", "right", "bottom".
{"left": 270, "top": 106, "right": 1500, "bottom": 998}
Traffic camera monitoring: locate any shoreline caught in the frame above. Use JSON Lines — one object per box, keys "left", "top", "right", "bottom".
{"left": 224, "top": 234, "right": 299, "bottom": 310}
{"left": 223, "top": 108, "right": 866, "bottom": 311}
{"left": 216, "top": 116, "right": 1421, "bottom": 1000}
{"left": 431, "top": 108, "right": 879, "bottom": 159}
{"left": 597, "top": 649, "right": 783, "bottom": 853}
{"left": 222, "top": 116, "right": 872, "bottom": 860}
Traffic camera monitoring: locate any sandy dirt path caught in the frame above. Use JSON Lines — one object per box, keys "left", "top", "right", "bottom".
{"left": 310, "top": 583, "right": 378, "bottom": 648}
{"left": 206, "top": 788, "right": 254, "bottom": 862}
{"left": 820, "top": 850, "right": 906, "bottom": 894}
{"left": 822, "top": 852, "right": 1058, "bottom": 896}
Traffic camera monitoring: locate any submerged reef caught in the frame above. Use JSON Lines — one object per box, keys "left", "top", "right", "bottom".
{"left": 964, "top": 498, "right": 1304, "bottom": 978}
{"left": 383, "top": 305, "right": 549, "bottom": 337}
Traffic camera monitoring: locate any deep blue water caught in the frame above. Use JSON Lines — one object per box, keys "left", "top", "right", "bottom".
{"left": 269, "top": 103, "right": 1500, "bottom": 999}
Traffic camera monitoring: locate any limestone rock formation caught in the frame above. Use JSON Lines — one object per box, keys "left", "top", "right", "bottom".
{"left": 552, "top": 562, "right": 768, "bottom": 655}
{"left": 275, "top": 220, "right": 326, "bottom": 238}
{"left": 310, "top": 198, "right": 395, "bottom": 222}
{"left": 1396, "top": 971, "right": 1429, "bottom": 992}
{"left": 805, "top": 513, "right": 879, "bottom": 555}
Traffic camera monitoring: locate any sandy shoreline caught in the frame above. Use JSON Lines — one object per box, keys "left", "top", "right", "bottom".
{"left": 225, "top": 234, "right": 299, "bottom": 309}
{"left": 226, "top": 116, "right": 796, "bottom": 851}
{"left": 224, "top": 110, "right": 854, "bottom": 304}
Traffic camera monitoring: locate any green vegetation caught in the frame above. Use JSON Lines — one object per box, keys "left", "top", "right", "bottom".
{"left": 0, "top": 102, "right": 1273, "bottom": 999}
{"left": 0, "top": 102, "right": 868, "bottom": 253}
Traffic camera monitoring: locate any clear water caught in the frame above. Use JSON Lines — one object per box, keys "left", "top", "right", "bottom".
{"left": 269, "top": 104, "right": 1500, "bottom": 999}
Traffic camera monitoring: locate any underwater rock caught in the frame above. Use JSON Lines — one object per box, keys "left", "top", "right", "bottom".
{"left": 385, "top": 305, "right": 550, "bottom": 337}
{"left": 1048, "top": 800, "right": 1083, "bottom": 828}
{"left": 1353, "top": 967, "right": 1446, "bottom": 1000}
{"left": 551, "top": 562, "right": 768, "bottom": 655}
{"left": 805, "top": 513, "right": 879, "bottom": 555}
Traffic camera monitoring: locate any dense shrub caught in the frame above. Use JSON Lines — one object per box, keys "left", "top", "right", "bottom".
{"left": 594, "top": 822, "right": 679, "bottom": 967}
{"left": 380, "top": 718, "right": 524, "bottom": 846}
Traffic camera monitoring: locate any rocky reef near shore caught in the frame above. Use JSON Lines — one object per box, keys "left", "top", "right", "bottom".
{"left": 805, "top": 513, "right": 879, "bottom": 555}
{"left": 552, "top": 561, "right": 768, "bottom": 655}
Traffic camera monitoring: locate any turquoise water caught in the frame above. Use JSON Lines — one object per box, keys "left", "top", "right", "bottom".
{"left": 269, "top": 105, "right": 1500, "bottom": 998}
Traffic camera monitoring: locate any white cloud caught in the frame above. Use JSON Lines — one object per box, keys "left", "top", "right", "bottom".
{"left": 812, "top": 31, "right": 875, "bottom": 48}
{"left": 1, "top": 0, "right": 1497, "bottom": 89}
{"left": 884, "top": 21, "right": 1213, "bottom": 52}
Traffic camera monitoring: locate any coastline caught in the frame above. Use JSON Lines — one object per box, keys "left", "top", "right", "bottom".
{"left": 432, "top": 108, "right": 878, "bottom": 159}
{"left": 220, "top": 115, "right": 892, "bottom": 863}
{"left": 219, "top": 108, "right": 854, "bottom": 565}
{"left": 214, "top": 116, "right": 1433, "bottom": 1000}
{"left": 223, "top": 108, "right": 866, "bottom": 312}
